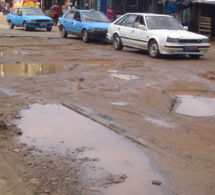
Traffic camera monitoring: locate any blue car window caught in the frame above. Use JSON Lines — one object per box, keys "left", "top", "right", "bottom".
{"left": 74, "top": 12, "right": 81, "bottom": 20}
{"left": 17, "top": 8, "right": 22, "bottom": 15}
{"left": 65, "top": 12, "right": 75, "bottom": 20}
{"left": 22, "top": 8, "right": 45, "bottom": 15}
{"left": 12, "top": 8, "right": 18, "bottom": 15}
{"left": 82, "top": 12, "right": 110, "bottom": 22}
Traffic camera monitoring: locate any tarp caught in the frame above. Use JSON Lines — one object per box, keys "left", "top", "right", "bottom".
{"left": 12, "top": 0, "right": 39, "bottom": 8}
{"left": 192, "top": 0, "right": 215, "bottom": 4}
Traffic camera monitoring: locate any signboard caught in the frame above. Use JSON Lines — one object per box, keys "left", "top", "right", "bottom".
{"left": 12, "top": 0, "right": 39, "bottom": 8}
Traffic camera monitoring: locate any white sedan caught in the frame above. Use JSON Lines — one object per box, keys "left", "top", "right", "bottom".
{"left": 107, "top": 13, "right": 210, "bottom": 58}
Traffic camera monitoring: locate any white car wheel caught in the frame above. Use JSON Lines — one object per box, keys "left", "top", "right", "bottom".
{"left": 149, "top": 40, "right": 160, "bottom": 58}
{"left": 113, "top": 34, "right": 123, "bottom": 50}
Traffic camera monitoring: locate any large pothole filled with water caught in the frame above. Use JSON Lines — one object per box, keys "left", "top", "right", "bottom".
{"left": 17, "top": 103, "right": 165, "bottom": 194}
{"left": 0, "top": 63, "right": 68, "bottom": 76}
{"left": 172, "top": 95, "right": 215, "bottom": 117}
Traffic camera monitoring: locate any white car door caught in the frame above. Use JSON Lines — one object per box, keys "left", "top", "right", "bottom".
{"left": 120, "top": 15, "right": 137, "bottom": 46}
{"left": 129, "top": 15, "right": 148, "bottom": 49}
{"left": 113, "top": 15, "right": 135, "bottom": 46}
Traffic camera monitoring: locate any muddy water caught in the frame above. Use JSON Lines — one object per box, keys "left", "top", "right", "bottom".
{"left": 174, "top": 95, "right": 215, "bottom": 117}
{"left": 0, "top": 63, "right": 67, "bottom": 76}
{"left": 18, "top": 104, "right": 164, "bottom": 195}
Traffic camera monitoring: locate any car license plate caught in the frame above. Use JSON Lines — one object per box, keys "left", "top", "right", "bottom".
{"left": 40, "top": 23, "right": 47, "bottom": 26}
{"left": 184, "top": 46, "right": 197, "bottom": 50}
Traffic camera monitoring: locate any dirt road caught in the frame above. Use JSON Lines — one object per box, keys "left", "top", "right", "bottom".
{"left": 1, "top": 13, "right": 215, "bottom": 194}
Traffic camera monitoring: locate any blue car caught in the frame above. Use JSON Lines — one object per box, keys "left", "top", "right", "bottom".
{"left": 59, "top": 10, "right": 111, "bottom": 42}
{"left": 6, "top": 7, "right": 54, "bottom": 31}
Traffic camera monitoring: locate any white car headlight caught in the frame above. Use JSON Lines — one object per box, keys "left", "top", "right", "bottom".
{"left": 90, "top": 28, "right": 96, "bottom": 32}
{"left": 29, "top": 19, "right": 36, "bottom": 22}
{"left": 49, "top": 19, "right": 54, "bottom": 22}
{"left": 202, "top": 38, "right": 209, "bottom": 43}
{"left": 167, "top": 37, "right": 179, "bottom": 43}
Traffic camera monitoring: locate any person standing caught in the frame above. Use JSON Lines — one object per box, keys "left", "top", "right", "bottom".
{"left": 107, "top": 5, "right": 113, "bottom": 21}
{"left": 53, "top": 3, "right": 60, "bottom": 26}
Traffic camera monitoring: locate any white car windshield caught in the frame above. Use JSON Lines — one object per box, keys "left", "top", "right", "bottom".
{"left": 23, "top": 8, "right": 45, "bottom": 15}
{"left": 82, "top": 12, "right": 110, "bottom": 22}
{"left": 146, "top": 16, "right": 183, "bottom": 30}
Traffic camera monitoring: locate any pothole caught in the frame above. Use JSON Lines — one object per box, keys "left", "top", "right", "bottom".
{"left": 110, "top": 73, "right": 139, "bottom": 81}
{"left": 200, "top": 71, "right": 215, "bottom": 81}
{"left": 17, "top": 103, "right": 164, "bottom": 194}
{"left": 110, "top": 101, "right": 128, "bottom": 106}
{"left": 172, "top": 95, "right": 215, "bottom": 117}
{"left": 0, "top": 50, "right": 24, "bottom": 57}
{"left": 0, "top": 63, "right": 68, "bottom": 76}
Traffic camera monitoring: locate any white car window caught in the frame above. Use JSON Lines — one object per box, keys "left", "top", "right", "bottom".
{"left": 115, "top": 15, "right": 129, "bottom": 25}
{"left": 125, "top": 15, "right": 136, "bottom": 27}
{"left": 146, "top": 16, "right": 183, "bottom": 30}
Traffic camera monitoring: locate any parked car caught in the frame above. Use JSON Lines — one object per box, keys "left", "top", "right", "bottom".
{"left": 59, "top": 10, "right": 111, "bottom": 42}
{"left": 107, "top": 13, "right": 210, "bottom": 58}
{"left": 6, "top": 7, "right": 54, "bottom": 31}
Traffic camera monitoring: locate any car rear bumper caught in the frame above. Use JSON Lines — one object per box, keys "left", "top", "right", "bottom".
{"left": 88, "top": 31, "right": 107, "bottom": 39}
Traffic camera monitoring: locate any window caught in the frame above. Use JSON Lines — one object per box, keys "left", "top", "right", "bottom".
{"left": 12, "top": 8, "right": 18, "bottom": 15}
{"left": 65, "top": 11, "right": 75, "bottom": 19}
{"left": 74, "top": 12, "right": 81, "bottom": 21}
{"left": 125, "top": 15, "right": 136, "bottom": 27}
{"left": 17, "top": 8, "right": 22, "bottom": 16}
{"left": 115, "top": 15, "right": 129, "bottom": 25}
{"left": 134, "top": 15, "right": 145, "bottom": 28}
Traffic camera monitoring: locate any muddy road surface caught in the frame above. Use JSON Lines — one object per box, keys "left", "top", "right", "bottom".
{"left": 1, "top": 14, "right": 215, "bottom": 195}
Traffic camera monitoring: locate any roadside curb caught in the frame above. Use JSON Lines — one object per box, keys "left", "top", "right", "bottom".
{"left": 62, "top": 102, "right": 186, "bottom": 164}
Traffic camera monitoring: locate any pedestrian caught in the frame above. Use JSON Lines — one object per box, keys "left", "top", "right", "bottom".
{"left": 68, "top": 3, "right": 75, "bottom": 10}
{"left": 52, "top": 3, "right": 60, "bottom": 26}
{"left": 107, "top": 5, "right": 113, "bottom": 21}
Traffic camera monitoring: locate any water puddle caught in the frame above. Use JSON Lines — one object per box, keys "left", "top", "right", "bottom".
{"left": 17, "top": 104, "right": 164, "bottom": 195}
{"left": 173, "top": 95, "right": 215, "bottom": 117}
{"left": 110, "top": 101, "right": 128, "bottom": 106}
{"left": 0, "top": 63, "right": 67, "bottom": 77}
{"left": 110, "top": 73, "right": 139, "bottom": 81}
{"left": 0, "top": 50, "right": 22, "bottom": 57}
{"left": 145, "top": 117, "right": 175, "bottom": 129}
{"left": 123, "top": 66, "right": 150, "bottom": 71}
{"left": 70, "top": 83, "right": 85, "bottom": 90}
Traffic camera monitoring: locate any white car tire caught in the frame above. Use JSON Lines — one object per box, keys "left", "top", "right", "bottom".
{"left": 149, "top": 40, "right": 160, "bottom": 58}
{"left": 113, "top": 34, "right": 123, "bottom": 50}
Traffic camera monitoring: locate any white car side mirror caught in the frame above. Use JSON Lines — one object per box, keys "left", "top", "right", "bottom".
{"left": 183, "top": 26, "right": 188, "bottom": 31}
{"left": 138, "top": 25, "right": 147, "bottom": 30}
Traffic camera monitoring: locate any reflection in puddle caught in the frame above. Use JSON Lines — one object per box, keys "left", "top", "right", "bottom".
{"left": 145, "top": 117, "right": 175, "bottom": 129}
{"left": 18, "top": 104, "right": 163, "bottom": 195}
{"left": 110, "top": 101, "right": 128, "bottom": 106}
{"left": 107, "top": 70, "right": 118, "bottom": 73}
{"left": 111, "top": 73, "right": 139, "bottom": 80}
{"left": 70, "top": 83, "right": 84, "bottom": 90}
{"left": 174, "top": 95, "right": 215, "bottom": 117}
{"left": 0, "top": 63, "right": 67, "bottom": 76}
{"left": 0, "top": 50, "right": 21, "bottom": 57}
